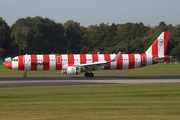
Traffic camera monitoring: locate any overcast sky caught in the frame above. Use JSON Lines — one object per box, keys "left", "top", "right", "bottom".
{"left": 1, "top": 0, "right": 180, "bottom": 27}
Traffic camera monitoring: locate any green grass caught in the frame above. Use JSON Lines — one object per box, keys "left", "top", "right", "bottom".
{"left": 0, "top": 63, "right": 180, "bottom": 76}
{"left": 0, "top": 64, "right": 180, "bottom": 119}
{"left": 0, "top": 84, "right": 180, "bottom": 120}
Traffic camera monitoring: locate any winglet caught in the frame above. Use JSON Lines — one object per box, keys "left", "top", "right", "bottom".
{"left": 111, "top": 52, "right": 121, "bottom": 62}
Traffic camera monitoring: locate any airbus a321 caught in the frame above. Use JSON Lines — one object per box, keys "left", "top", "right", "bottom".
{"left": 5, "top": 31, "right": 171, "bottom": 78}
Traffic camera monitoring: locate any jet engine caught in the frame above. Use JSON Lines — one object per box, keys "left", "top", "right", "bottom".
{"left": 62, "top": 67, "right": 81, "bottom": 75}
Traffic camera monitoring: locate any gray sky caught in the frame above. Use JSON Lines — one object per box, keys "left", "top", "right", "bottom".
{"left": 0, "top": 0, "right": 179, "bottom": 27}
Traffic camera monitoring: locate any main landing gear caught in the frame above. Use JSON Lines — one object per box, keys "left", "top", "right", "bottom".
{"left": 84, "top": 72, "right": 94, "bottom": 77}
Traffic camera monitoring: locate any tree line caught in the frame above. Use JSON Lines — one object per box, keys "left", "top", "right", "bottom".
{"left": 0, "top": 16, "right": 180, "bottom": 60}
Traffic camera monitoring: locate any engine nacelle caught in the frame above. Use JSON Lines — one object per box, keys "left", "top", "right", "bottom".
{"left": 62, "top": 67, "right": 81, "bottom": 75}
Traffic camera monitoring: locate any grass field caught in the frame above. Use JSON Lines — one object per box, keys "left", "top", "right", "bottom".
{"left": 0, "top": 64, "right": 180, "bottom": 120}
{"left": 0, "top": 63, "right": 180, "bottom": 76}
{"left": 0, "top": 84, "right": 180, "bottom": 120}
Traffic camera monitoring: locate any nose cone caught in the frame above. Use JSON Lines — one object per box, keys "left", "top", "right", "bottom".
{"left": 5, "top": 62, "right": 12, "bottom": 69}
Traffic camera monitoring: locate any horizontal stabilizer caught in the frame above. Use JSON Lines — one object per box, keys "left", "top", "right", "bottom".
{"left": 154, "top": 55, "right": 172, "bottom": 62}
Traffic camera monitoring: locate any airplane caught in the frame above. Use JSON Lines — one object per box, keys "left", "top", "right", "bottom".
{"left": 5, "top": 31, "right": 171, "bottom": 78}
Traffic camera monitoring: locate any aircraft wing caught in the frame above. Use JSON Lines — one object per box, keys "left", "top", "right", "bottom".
{"left": 73, "top": 52, "right": 121, "bottom": 70}
{"left": 77, "top": 61, "right": 108, "bottom": 69}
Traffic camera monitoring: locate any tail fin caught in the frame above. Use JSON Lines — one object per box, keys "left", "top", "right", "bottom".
{"left": 146, "top": 31, "right": 170, "bottom": 56}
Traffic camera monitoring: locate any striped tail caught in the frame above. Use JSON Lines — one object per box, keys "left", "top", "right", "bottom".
{"left": 145, "top": 31, "right": 171, "bottom": 62}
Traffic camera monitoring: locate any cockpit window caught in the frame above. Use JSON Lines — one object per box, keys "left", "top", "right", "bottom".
{"left": 13, "top": 59, "right": 18, "bottom": 61}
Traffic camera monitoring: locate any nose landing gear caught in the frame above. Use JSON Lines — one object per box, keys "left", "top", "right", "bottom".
{"left": 23, "top": 70, "right": 27, "bottom": 78}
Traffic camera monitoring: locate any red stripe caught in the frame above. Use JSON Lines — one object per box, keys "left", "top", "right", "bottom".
{"left": 152, "top": 40, "right": 158, "bottom": 64}
{"left": 128, "top": 54, "right": 135, "bottom": 69}
{"left": 104, "top": 54, "right": 111, "bottom": 69}
{"left": 31, "top": 55, "right": 37, "bottom": 70}
{"left": 164, "top": 32, "right": 170, "bottom": 54}
{"left": 80, "top": 54, "right": 86, "bottom": 64}
{"left": 140, "top": 53, "right": 147, "bottom": 67}
{"left": 55, "top": 54, "right": 62, "bottom": 70}
{"left": 116, "top": 54, "right": 123, "bottom": 69}
{"left": 18, "top": 55, "right": 24, "bottom": 70}
{"left": 152, "top": 39, "right": 158, "bottom": 56}
{"left": 68, "top": 54, "right": 74, "bottom": 66}
{"left": 43, "top": 54, "right": 50, "bottom": 70}
{"left": 92, "top": 54, "right": 98, "bottom": 62}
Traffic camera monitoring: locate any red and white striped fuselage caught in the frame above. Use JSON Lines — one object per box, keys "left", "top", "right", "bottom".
{"left": 8, "top": 53, "right": 170, "bottom": 70}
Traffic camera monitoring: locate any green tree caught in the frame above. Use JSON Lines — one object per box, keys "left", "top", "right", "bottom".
{"left": 11, "top": 16, "right": 66, "bottom": 54}
{"left": 53, "top": 23, "right": 66, "bottom": 53}
{"left": 0, "top": 17, "right": 12, "bottom": 58}
{"left": 130, "top": 38, "right": 143, "bottom": 53}
{"left": 11, "top": 26, "right": 31, "bottom": 55}
{"left": 79, "top": 26, "right": 90, "bottom": 53}
{"left": 64, "top": 20, "right": 81, "bottom": 53}
{"left": 170, "top": 42, "right": 180, "bottom": 60}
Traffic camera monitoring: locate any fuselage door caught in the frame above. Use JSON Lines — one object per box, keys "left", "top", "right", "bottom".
{"left": 56, "top": 54, "right": 62, "bottom": 70}
{"left": 56, "top": 55, "right": 61, "bottom": 65}
{"left": 141, "top": 55, "right": 146, "bottom": 65}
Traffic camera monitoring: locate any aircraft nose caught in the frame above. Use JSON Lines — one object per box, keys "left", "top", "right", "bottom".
{"left": 5, "top": 62, "right": 12, "bottom": 69}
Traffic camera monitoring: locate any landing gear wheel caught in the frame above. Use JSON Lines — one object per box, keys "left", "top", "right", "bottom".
{"left": 84, "top": 72, "right": 94, "bottom": 77}
{"left": 85, "top": 72, "right": 89, "bottom": 77}
{"left": 89, "top": 73, "right": 94, "bottom": 77}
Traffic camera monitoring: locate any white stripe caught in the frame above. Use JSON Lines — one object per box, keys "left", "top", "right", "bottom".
{"left": 12, "top": 61, "right": 18, "bottom": 70}
{"left": 61, "top": 55, "right": 68, "bottom": 69}
{"left": 37, "top": 55, "right": 43, "bottom": 70}
{"left": 146, "top": 46, "right": 152, "bottom": 56}
{"left": 74, "top": 54, "right": 80, "bottom": 65}
{"left": 25, "top": 55, "right": 31, "bottom": 70}
{"left": 86, "top": 54, "right": 92, "bottom": 64}
{"left": 12, "top": 56, "right": 19, "bottom": 70}
{"left": 98, "top": 54, "right": 105, "bottom": 69}
{"left": 158, "top": 32, "right": 164, "bottom": 55}
{"left": 49, "top": 55, "right": 56, "bottom": 70}
{"left": 134, "top": 54, "right": 140, "bottom": 68}
{"left": 110, "top": 54, "right": 116, "bottom": 69}
{"left": 146, "top": 54, "right": 153, "bottom": 66}
{"left": 122, "top": 54, "right": 128, "bottom": 69}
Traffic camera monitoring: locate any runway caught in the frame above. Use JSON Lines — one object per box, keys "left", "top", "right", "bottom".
{"left": 0, "top": 75, "right": 180, "bottom": 88}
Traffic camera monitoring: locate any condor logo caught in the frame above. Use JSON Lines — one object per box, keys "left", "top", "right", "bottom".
{"left": 158, "top": 39, "right": 163, "bottom": 45}
{"left": 31, "top": 62, "right": 49, "bottom": 66}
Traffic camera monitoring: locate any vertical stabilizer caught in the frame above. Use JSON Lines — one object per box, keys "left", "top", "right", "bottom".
{"left": 145, "top": 31, "right": 170, "bottom": 56}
